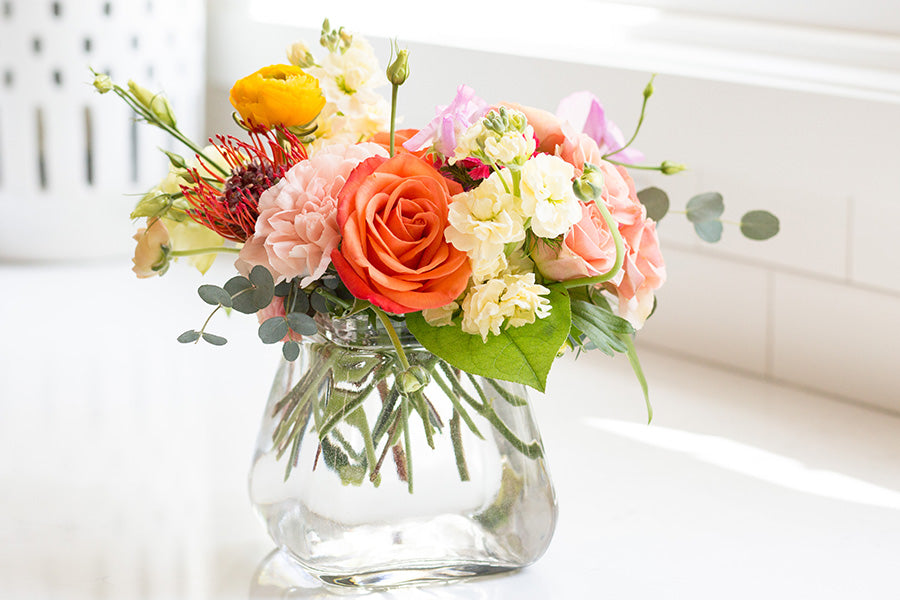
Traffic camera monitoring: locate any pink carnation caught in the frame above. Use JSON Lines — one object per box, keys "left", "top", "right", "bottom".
{"left": 236, "top": 142, "right": 388, "bottom": 286}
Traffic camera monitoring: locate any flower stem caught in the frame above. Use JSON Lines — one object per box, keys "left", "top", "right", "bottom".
{"left": 169, "top": 246, "right": 240, "bottom": 257}
{"left": 603, "top": 159, "right": 666, "bottom": 172}
{"left": 389, "top": 84, "right": 399, "bottom": 157}
{"left": 372, "top": 308, "right": 411, "bottom": 371}
{"left": 400, "top": 394, "right": 414, "bottom": 494}
{"left": 561, "top": 197, "right": 625, "bottom": 288}
{"left": 603, "top": 74, "right": 654, "bottom": 160}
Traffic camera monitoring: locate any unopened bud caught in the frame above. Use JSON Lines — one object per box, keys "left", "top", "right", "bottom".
{"left": 386, "top": 44, "right": 410, "bottom": 86}
{"left": 398, "top": 365, "right": 430, "bottom": 395}
{"left": 660, "top": 160, "right": 686, "bottom": 175}
{"left": 574, "top": 163, "right": 605, "bottom": 200}
{"left": 287, "top": 41, "right": 315, "bottom": 68}
{"left": 643, "top": 75, "right": 655, "bottom": 99}
{"left": 128, "top": 80, "right": 177, "bottom": 128}
{"left": 92, "top": 72, "right": 113, "bottom": 94}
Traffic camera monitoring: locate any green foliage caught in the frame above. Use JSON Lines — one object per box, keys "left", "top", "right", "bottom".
{"left": 686, "top": 192, "right": 724, "bottom": 223}
{"left": 259, "top": 317, "right": 289, "bottom": 344}
{"left": 224, "top": 275, "right": 256, "bottom": 314}
{"left": 282, "top": 341, "right": 300, "bottom": 361}
{"left": 201, "top": 332, "right": 227, "bottom": 346}
{"left": 693, "top": 219, "right": 723, "bottom": 243}
{"left": 570, "top": 299, "right": 633, "bottom": 356}
{"left": 637, "top": 187, "right": 670, "bottom": 222}
{"left": 177, "top": 330, "right": 200, "bottom": 343}
{"left": 286, "top": 312, "right": 318, "bottom": 336}
{"left": 740, "top": 210, "right": 780, "bottom": 240}
{"left": 406, "top": 285, "right": 571, "bottom": 392}
{"left": 198, "top": 284, "right": 232, "bottom": 308}
{"left": 249, "top": 265, "right": 275, "bottom": 309}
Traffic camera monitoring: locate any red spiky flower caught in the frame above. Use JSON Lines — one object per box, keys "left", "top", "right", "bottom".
{"left": 181, "top": 127, "right": 308, "bottom": 242}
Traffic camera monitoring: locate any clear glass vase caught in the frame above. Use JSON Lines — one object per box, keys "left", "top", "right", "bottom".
{"left": 248, "top": 314, "right": 558, "bottom": 589}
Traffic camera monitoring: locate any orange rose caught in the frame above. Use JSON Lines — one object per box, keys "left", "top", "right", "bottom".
{"left": 331, "top": 154, "right": 471, "bottom": 314}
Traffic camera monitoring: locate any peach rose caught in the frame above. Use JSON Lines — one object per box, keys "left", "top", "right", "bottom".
{"left": 611, "top": 218, "right": 665, "bottom": 329}
{"left": 533, "top": 200, "right": 618, "bottom": 282}
{"left": 236, "top": 143, "right": 387, "bottom": 286}
{"left": 556, "top": 128, "right": 605, "bottom": 175}
{"left": 331, "top": 154, "right": 471, "bottom": 313}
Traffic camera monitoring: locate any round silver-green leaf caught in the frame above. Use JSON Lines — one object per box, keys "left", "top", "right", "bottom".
{"left": 282, "top": 341, "right": 300, "bottom": 361}
{"left": 201, "top": 332, "right": 227, "bottom": 346}
{"left": 259, "top": 316, "right": 288, "bottom": 344}
{"left": 693, "top": 219, "right": 723, "bottom": 243}
{"left": 740, "top": 210, "right": 780, "bottom": 240}
{"left": 198, "top": 284, "right": 232, "bottom": 308}
{"left": 686, "top": 192, "right": 724, "bottom": 223}
{"left": 177, "top": 330, "right": 200, "bottom": 343}
{"left": 637, "top": 187, "right": 670, "bottom": 222}
{"left": 286, "top": 312, "right": 318, "bottom": 336}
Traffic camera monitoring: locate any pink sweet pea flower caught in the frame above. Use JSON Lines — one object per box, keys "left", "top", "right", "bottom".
{"left": 556, "top": 91, "right": 644, "bottom": 164}
{"left": 404, "top": 85, "right": 490, "bottom": 157}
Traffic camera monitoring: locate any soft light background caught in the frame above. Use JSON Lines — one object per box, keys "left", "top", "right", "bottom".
{"left": 1, "top": 0, "right": 899, "bottom": 598}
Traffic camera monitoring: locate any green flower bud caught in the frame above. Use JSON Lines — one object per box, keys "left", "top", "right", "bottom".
{"left": 92, "top": 73, "right": 113, "bottom": 94}
{"left": 127, "top": 80, "right": 177, "bottom": 128}
{"left": 287, "top": 41, "right": 316, "bottom": 68}
{"left": 573, "top": 162, "right": 605, "bottom": 200}
{"left": 386, "top": 44, "right": 410, "bottom": 86}
{"left": 398, "top": 365, "right": 430, "bottom": 395}
{"left": 660, "top": 160, "right": 686, "bottom": 175}
{"left": 643, "top": 76, "right": 655, "bottom": 99}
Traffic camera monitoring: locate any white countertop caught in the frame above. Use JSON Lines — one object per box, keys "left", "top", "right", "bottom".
{"left": 1, "top": 259, "right": 899, "bottom": 599}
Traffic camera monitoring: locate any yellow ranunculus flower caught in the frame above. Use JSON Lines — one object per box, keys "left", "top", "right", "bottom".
{"left": 229, "top": 64, "right": 325, "bottom": 130}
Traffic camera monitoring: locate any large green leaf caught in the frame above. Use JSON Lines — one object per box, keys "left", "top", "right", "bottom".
{"left": 406, "top": 285, "right": 571, "bottom": 392}
{"left": 686, "top": 192, "right": 724, "bottom": 223}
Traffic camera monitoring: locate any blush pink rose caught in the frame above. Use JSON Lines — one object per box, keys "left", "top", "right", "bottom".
{"left": 556, "top": 127, "right": 605, "bottom": 175}
{"left": 236, "top": 142, "right": 388, "bottom": 286}
{"left": 533, "top": 200, "right": 618, "bottom": 282}
{"left": 611, "top": 218, "right": 665, "bottom": 329}
{"left": 499, "top": 101, "right": 566, "bottom": 155}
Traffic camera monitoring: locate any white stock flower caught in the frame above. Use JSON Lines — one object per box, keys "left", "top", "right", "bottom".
{"left": 483, "top": 128, "right": 535, "bottom": 164}
{"left": 500, "top": 272, "right": 552, "bottom": 328}
{"left": 460, "top": 272, "right": 552, "bottom": 340}
{"left": 451, "top": 111, "right": 536, "bottom": 166}
{"left": 315, "top": 37, "right": 383, "bottom": 95}
{"left": 520, "top": 154, "right": 582, "bottom": 238}
{"left": 445, "top": 171, "right": 526, "bottom": 281}
{"left": 461, "top": 278, "right": 508, "bottom": 341}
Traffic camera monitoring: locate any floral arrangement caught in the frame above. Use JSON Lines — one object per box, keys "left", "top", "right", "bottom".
{"left": 94, "top": 22, "right": 777, "bottom": 486}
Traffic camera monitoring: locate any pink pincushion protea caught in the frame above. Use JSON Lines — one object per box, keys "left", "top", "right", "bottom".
{"left": 236, "top": 142, "right": 388, "bottom": 286}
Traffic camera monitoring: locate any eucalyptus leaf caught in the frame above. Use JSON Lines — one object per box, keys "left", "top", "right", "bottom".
{"left": 637, "top": 187, "right": 670, "bottom": 222}
{"left": 201, "top": 332, "right": 227, "bottom": 346}
{"left": 285, "top": 291, "right": 309, "bottom": 314}
{"left": 274, "top": 281, "right": 292, "bottom": 297}
{"left": 198, "top": 284, "right": 232, "bottom": 308}
{"left": 259, "top": 316, "right": 289, "bottom": 344}
{"left": 286, "top": 312, "right": 318, "bottom": 336}
{"left": 740, "top": 210, "right": 780, "bottom": 240}
{"left": 693, "top": 220, "right": 723, "bottom": 243}
{"left": 250, "top": 265, "right": 275, "bottom": 309}
{"left": 686, "top": 192, "right": 724, "bottom": 223}
{"left": 282, "top": 341, "right": 300, "bottom": 361}
{"left": 310, "top": 290, "right": 328, "bottom": 313}
{"left": 406, "top": 285, "right": 571, "bottom": 392}
{"left": 177, "top": 330, "right": 200, "bottom": 343}
{"left": 224, "top": 276, "right": 257, "bottom": 314}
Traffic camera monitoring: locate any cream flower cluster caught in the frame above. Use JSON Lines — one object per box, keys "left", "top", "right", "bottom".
{"left": 290, "top": 37, "right": 390, "bottom": 150}
{"left": 451, "top": 108, "right": 536, "bottom": 167}
{"left": 459, "top": 273, "right": 551, "bottom": 341}
{"left": 445, "top": 170, "right": 526, "bottom": 281}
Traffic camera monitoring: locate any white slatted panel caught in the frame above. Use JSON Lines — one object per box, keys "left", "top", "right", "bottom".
{"left": 0, "top": 0, "right": 206, "bottom": 260}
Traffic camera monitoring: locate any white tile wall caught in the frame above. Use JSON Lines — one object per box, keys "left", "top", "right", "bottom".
{"left": 636, "top": 248, "right": 770, "bottom": 375}
{"left": 204, "top": 24, "right": 900, "bottom": 412}
{"left": 851, "top": 195, "right": 900, "bottom": 295}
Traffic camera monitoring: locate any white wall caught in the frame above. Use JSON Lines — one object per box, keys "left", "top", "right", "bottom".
{"left": 206, "top": 3, "right": 900, "bottom": 413}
